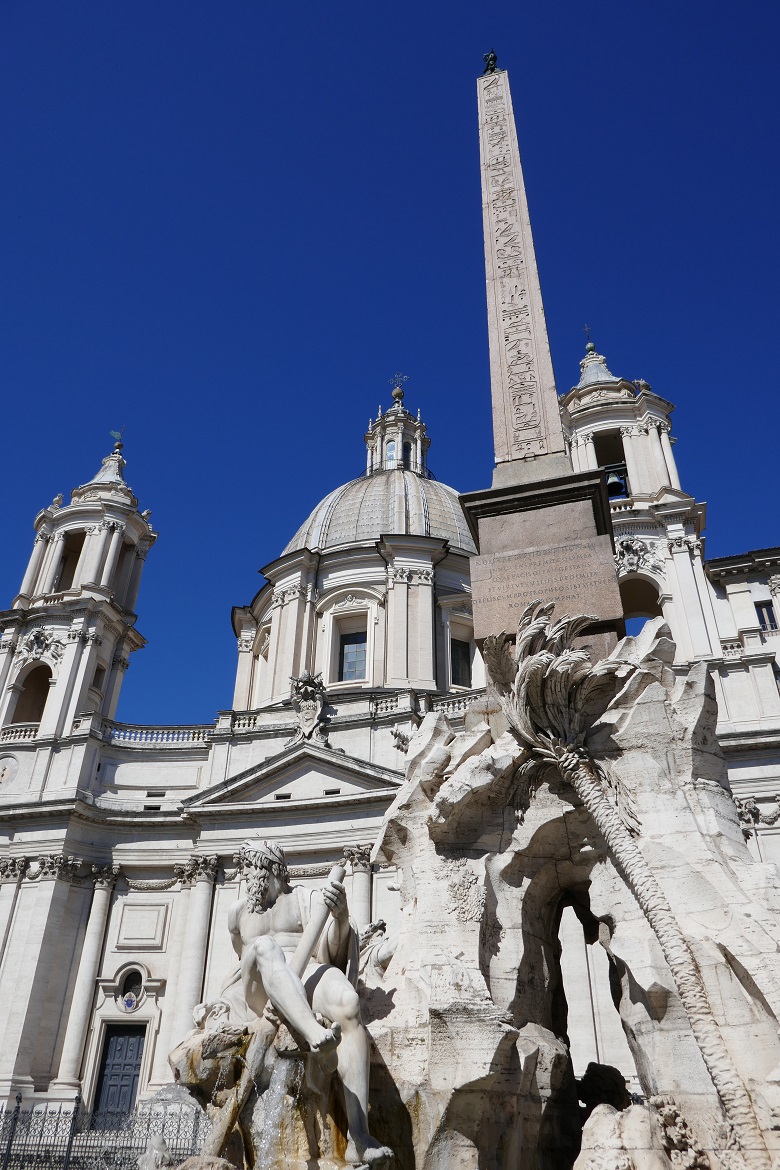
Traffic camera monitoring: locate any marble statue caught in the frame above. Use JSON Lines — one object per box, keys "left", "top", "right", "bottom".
{"left": 170, "top": 840, "right": 393, "bottom": 1169}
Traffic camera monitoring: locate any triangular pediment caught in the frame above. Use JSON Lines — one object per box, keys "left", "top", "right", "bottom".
{"left": 183, "top": 741, "right": 403, "bottom": 810}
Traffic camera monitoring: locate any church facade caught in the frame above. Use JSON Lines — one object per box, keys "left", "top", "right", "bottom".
{"left": 0, "top": 66, "right": 779, "bottom": 1118}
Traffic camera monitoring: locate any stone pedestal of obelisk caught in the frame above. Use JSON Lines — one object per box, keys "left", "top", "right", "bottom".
{"left": 461, "top": 65, "right": 623, "bottom": 652}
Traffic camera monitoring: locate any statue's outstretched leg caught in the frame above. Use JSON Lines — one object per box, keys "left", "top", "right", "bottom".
{"left": 241, "top": 936, "right": 340, "bottom": 1054}
{"left": 307, "top": 966, "right": 393, "bottom": 1167}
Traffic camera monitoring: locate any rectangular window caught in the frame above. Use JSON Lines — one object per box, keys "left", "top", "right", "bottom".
{"left": 756, "top": 602, "right": 778, "bottom": 632}
{"left": 451, "top": 638, "right": 472, "bottom": 688}
{"left": 339, "top": 630, "right": 367, "bottom": 682}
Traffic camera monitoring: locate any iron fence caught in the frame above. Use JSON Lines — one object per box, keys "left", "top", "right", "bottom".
{"left": 0, "top": 1096, "right": 209, "bottom": 1170}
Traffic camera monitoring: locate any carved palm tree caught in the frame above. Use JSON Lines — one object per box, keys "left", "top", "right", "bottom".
{"left": 483, "top": 601, "right": 769, "bottom": 1170}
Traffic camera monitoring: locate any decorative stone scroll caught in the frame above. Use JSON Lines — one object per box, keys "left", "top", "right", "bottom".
{"left": 29, "top": 854, "right": 82, "bottom": 881}
{"left": 477, "top": 70, "right": 566, "bottom": 469}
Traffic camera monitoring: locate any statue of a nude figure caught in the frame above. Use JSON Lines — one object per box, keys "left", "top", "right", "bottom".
{"left": 224, "top": 840, "right": 393, "bottom": 1168}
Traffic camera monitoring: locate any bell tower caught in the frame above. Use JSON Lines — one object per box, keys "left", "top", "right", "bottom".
{"left": 0, "top": 439, "right": 157, "bottom": 742}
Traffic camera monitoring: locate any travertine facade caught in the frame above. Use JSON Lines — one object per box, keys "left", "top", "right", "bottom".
{"left": 0, "top": 60, "right": 779, "bottom": 1170}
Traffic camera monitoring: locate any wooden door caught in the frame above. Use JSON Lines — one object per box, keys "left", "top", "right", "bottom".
{"left": 94, "top": 1023, "right": 146, "bottom": 1114}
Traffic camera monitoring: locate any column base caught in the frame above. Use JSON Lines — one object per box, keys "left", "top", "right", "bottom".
{"left": 48, "top": 1077, "right": 82, "bottom": 1098}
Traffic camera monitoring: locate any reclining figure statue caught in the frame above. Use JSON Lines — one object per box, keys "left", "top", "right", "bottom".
{"left": 216, "top": 839, "right": 393, "bottom": 1168}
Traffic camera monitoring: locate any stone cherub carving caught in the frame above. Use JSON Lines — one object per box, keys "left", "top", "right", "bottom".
{"left": 186, "top": 839, "right": 393, "bottom": 1168}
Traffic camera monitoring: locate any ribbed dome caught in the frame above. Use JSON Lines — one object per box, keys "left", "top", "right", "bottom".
{"left": 283, "top": 469, "right": 477, "bottom": 555}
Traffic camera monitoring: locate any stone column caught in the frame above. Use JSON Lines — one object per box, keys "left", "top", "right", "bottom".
{"left": 99, "top": 524, "right": 125, "bottom": 590}
{"left": 646, "top": 422, "right": 669, "bottom": 489}
{"left": 388, "top": 568, "right": 409, "bottom": 686}
{"left": 0, "top": 859, "right": 27, "bottom": 964}
{"left": 40, "top": 533, "right": 65, "bottom": 594}
{"left": 124, "top": 547, "right": 148, "bottom": 613}
{"left": 18, "top": 536, "right": 49, "bottom": 600}
{"left": 659, "top": 424, "right": 682, "bottom": 490}
{"left": 345, "top": 847, "right": 372, "bottom": 929}
{"left": 668, "top": 537, "right": 713, "bottom": 657}
{"left": 172, "top": 857, "right": 217, "bottom": 1045}
{"left": 581, "top": 432, "right": 598, "bottom": 471}
{"left": 78, "top": 525, "right": 108, "bottom": 587}
{"left": 149, "top": 872, "right": 192, "bottom": 1085}
{"left": 769, "top": 577, "right": 780, "bottom": 632}
{"left": 0, "top": 855, "right": 80, "bottom": 1098}
{"left": 620, "top": 427, "right": 642, "bottom": 495}
{"left": 50, "top": 865, "right": 119, "bottom": 1093}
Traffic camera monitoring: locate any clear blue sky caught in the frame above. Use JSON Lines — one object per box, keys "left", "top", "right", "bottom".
{"left": 1, "top": 2, "right": 778, "bottom": 724}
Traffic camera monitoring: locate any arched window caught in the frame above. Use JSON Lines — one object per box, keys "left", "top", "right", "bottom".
{"left": 385, "top": 440, "right": 396, "bottom": 466}
{"left": 10, "top": 663, "right": 52, "bottom": 724}
{"left": 121, "top": 969, "right": 143, "bottom": 999}
{"left": 402, "top": 442, "right": 412, "bottom": 470}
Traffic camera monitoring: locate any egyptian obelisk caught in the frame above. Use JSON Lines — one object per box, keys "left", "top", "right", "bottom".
{"left": 461, "top": 58, "right": 623, "bottom": 647}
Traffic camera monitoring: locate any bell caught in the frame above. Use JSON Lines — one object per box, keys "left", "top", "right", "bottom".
{"left": 606, "top": 471, "right": 626, "bottom": 498}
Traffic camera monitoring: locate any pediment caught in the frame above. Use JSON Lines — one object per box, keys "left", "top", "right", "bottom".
{"left": 183, "top": 741, "right": 403, "bottom": 810}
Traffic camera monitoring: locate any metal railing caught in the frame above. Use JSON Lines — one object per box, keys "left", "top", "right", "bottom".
{"left": 0, "top": 1096, "right": 208, "bottom": 1170}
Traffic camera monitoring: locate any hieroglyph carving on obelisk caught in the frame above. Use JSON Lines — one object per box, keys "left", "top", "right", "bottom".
{"left": 478, "top": 70, "right": 569, "bottom": 483}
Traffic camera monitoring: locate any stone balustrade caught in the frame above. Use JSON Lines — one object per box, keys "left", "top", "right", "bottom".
{"left": 432, "top": 688, "right": 485, "bottom": 716}
{"left": 100, "top": 720, "right": 214, "bottom": 748}
{"left": 0, "top": 722, "right": 40, "bottom": 743}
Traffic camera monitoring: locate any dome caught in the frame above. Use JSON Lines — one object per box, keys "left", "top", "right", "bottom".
{"left": 283, "top": 469, "right": 477, "bottom": 555}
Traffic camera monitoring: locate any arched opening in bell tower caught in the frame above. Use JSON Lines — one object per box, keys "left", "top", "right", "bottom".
{"left": 619, "top": 576, "right": 663, "bottom": 637}
{"left": 9, "top": 663, "right": 52, "bottom": 724}
{"left": 53, "top": 530, "right": 86, "bottom": 592}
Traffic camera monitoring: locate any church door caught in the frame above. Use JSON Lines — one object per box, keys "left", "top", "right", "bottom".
{"left": 94, "top": 1024, "right": 146, "bottom": 1114}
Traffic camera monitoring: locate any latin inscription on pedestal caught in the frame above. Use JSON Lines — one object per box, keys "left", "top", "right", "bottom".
{"left": 471, "top": 538, "right": 622, "bottom": 640}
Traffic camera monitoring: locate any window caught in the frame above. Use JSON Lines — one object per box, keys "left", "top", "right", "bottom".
{"left": 402, "top": 442, "right": 412, "bottom": 469}
{"left": 756, "top": 602, "right": 778, "bottom": 632}
{"left": 385, "top": 440, "right": 396, "bottom": 465}
{"left": 339, "top": 631, "right": 367, "bottom": 682}
{"left": 93, "top": 664, "right": 106, "bottom": 693}
{"left": 451, "top": 638, "right": 472, "bottom": 688}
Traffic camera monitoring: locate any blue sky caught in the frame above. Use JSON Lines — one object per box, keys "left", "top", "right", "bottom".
{"left": 1, "top": 2, "right": 778, "bottom": 724}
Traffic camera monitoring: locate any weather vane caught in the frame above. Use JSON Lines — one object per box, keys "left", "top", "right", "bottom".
{"left": 110, "top": 426, "right": 126, "bottom": 449}
{"left": 583, "top": 324, "right": 592, "bottom": 343}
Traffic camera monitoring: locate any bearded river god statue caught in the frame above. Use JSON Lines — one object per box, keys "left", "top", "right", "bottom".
{"left": 169, "top": 602, "right": 780, "bottom": 1170}
{"left": 169, "top": 840, "right": 393, "bottom": 1169}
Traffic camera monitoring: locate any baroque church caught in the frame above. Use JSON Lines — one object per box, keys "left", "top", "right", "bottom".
{"left": 1, "top": 63, "right": 779, "bottom": 1121}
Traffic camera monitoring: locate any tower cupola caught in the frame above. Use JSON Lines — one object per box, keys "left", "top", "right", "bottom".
{"left": 364, "top": 375, "right": 431, "bottom": 477}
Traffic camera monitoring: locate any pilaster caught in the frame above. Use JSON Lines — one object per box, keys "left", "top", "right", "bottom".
{"left": 170, "top": 856, "right": 218, "bottom": 1049}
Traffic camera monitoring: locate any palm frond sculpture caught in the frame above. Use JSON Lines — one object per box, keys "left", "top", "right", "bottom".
{"left": 484, "top": 601, "right": 769, "bottom": 1169}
